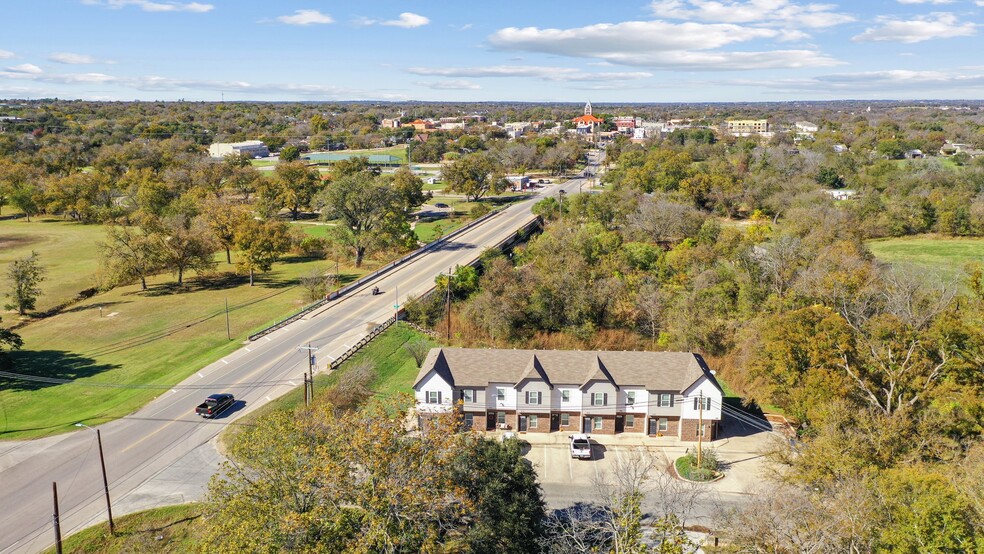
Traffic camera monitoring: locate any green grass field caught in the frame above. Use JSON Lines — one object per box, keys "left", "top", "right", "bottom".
{"left": 0, "top": 217, "right": 380, "bottom": 439}
{"left": 867, "top": 235, "right": 984, "bottom": 284}
{"left": 41, "top": 504, "right": 202, "bottom": 554}
{"left": 414, "top": 219, "right": 466, "bottom": 243}
{"left": 0, "top": 217, "right": 107, "bottom": 313}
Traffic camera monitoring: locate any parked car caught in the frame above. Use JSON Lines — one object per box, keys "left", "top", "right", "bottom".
{"left": 570, "top": 434, "right": 592, "bottom": 459}
{"left": 196, "top": 393, "right": 235, "bottom": 418}
{"left": 434, "top": 202, "right": 450, "bottom": 209}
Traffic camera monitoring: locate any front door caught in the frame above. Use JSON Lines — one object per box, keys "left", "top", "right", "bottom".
{"left": 648, "top": 418, "right": 656, "bottom": 435}
{"left": 487, "top": 413, "right": 496, "bottom": 431}
{"left": 583, "top": 417, "right": 591, "bottom": 433}
{"left": 550, "top": 413, "right": 560, "bottom": 432}
{"left": 518, "top": 415, "right": 528, "bottom": 432}
{"left": 615, "top": 415, "right": 624, "bottom": 434}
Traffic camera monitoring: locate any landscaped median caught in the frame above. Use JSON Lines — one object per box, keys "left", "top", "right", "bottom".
{"left": 674, "top": 448, "right": 724, "bottom": 482}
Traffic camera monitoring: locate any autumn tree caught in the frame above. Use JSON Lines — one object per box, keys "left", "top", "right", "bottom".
{"left": 5, "top": 251, "right": 46, "bottom": 315}
{"left": 234, "top": 218, "right": 291, "bottom": 286}
{"left": 201, "top": 199, "right": 252, "bottom": 264}
{"left": 200, "top": 395, "right": 545, "bottom": 553}
{"left": 262, "top": 160, "right": 321, "bottom": 220}
{"left": 146, "top": 215, "right": 217, "bottom": 286}
{"left": 100, "top": 224, "right": 162, "bottom": 290}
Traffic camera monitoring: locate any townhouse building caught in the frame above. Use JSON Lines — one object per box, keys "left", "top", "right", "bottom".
{"left": 413, "top": 348, "right": 723, "bottom": 441}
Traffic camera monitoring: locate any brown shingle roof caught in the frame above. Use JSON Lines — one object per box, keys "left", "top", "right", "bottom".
{"left": 413, "top": 348, "right": 719, "bottom": 392}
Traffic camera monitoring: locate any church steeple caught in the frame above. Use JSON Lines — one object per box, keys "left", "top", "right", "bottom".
{"left": 584, "top": 100, "right": 593, "bottom": 116}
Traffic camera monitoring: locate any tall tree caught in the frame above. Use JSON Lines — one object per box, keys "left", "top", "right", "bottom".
{"left": 316, "top": 171, "right": 409, "bottom": 267}
{"left": 234, "top": 218, "right": 292, "bottom": 286}
{"left": 442, "top": 152, "right": 505, "bottom": 201}
{"left": 100, "top": 224, "right": 161, "bottom": 291}
{"left": 201, "top": 199, "right": 252, "bottom": 264}
{"left": 266, "top": 161, "right": 321, "bottom": 220}
{"left": 147, "top": 215, "right": 217, "bottom": 286}
{"left": 5, "top": 251, "right": 46, "bottom": 315}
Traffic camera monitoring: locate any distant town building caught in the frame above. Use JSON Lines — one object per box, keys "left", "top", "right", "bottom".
{"left": 725, "top": 119, "right": 769, "bottom": 136}
{"left": 380, "top": 118, "right": 402, "bottom": 129}
{"left": 208, "top": 140, "right": 269, "bottom": 159}
{"left": 824, "top": 189, "right": 858, "bottom": 201}
{"left": 794, "top": 121, "right": 819, "bottom": 134}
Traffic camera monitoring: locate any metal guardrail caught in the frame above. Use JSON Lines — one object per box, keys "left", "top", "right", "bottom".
{"left": 247, "top": 207, "right": 503, "bottom": 341}
{"left": 328, "top": 316, "right": 398, "bottom": 370}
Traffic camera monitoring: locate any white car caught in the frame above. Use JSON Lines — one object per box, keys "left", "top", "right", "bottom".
{"left": 570, "top": 434, "right": 592, "bottom": 460}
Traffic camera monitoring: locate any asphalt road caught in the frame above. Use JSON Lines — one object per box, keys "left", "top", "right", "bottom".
{"left": 0, "top": 169, "right": 594, "bottom": 554}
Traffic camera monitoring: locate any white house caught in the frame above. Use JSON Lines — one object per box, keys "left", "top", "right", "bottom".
{"left": 413, "top": 348, "right": 724, "bottom": 440}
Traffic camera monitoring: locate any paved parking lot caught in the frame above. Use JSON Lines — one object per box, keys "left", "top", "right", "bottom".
{"left": 505, "top": 421, "right": 778, "bottom": 512}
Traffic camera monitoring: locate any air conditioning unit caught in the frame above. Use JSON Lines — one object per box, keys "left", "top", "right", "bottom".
{"left": 499, "top": 423, "right": 509, "bottom": 430}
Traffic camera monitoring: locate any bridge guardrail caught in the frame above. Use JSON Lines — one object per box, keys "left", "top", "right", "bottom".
{"left": 247, "top": 207, "right": 503, "bottom": 341}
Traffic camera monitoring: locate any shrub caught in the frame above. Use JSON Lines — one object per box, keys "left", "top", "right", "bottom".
{"left": 676, "top": 448, "right": 719, "bottom": 481}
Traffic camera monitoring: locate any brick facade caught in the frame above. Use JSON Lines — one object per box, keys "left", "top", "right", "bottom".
{"left": 619, "top": 413, "right": 646, "bottom": 433}
{"left": 679, "top": 418, "right": 718, "bottom": 441}
{"left": 555, "top": 412, "right": 580, "bottom": 433}
{"left": 583, "top": 414, "right": 616, "bottom": 434}
{"left": 648, "top": 416, "right": 680, "bottom": 438}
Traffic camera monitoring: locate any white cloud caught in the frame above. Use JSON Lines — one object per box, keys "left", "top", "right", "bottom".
{"left": 5, "top": 64, "right": 43, "bottom": 74}
{"left": 356, "top": 12, "right": 430, "bottom": 28}
{"left": 0, "top": 50, "right": 14, "bottom": 59}
{"left": 649, "top": 0, "right": 854, "bottom": 28}
{"left": 407, "top": 65, "right": 655, "bottom": 81}
{"left": 276, "top": 9, "right": 334, "bottom": 25}
{"left": 416, "top": 80, "right": 480, "bottom": 90}
{"left": 382, "top": 12, "right": 429, "bottom": 28}
{"left": 83, "top": 0, "right": 213, "bottom": 13}
{"left": 897, "top": 0, "right": 954, "bottom": 4}
{"left": 48, "top": 52, "right": 108, "bottom": 64}
{"left": 488, "top": 21, "right": 841, "bottom": 70}
{"left": 976, "top": 0, "right": 984, "bottom": 6}
{"left": 725, "top": 69, "right": 984, "bottom": 95}
{"left": 853, "top": 12, "right": 976, "bottom": 43}
{"left": 0, "top": 68, "right": 409, "bottom": 100}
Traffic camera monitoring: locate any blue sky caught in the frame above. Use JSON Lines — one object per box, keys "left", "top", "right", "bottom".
{"left": 1, "top": 0, "right": 983, "bottom": 102}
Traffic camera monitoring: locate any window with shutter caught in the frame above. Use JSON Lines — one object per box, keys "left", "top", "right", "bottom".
{"left": 427, "top": 391, "right": 439, "bottom": 403}
{"left": 463, "top": 389, "right": 474, "bottom": 403}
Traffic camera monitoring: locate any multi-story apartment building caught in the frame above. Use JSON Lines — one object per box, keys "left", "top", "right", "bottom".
{"left": 413, "top": 348, "right": 723, "bottom": 441}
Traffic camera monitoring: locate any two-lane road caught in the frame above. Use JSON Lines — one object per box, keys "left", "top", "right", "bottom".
{"left": 0, "top": 169, "right": 595, "bottom": 553}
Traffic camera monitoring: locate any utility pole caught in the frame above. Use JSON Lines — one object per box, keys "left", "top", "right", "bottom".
{"left": 445, "top": 267, "right": 452, "bottom": 342}
{"left": 52, "top": 482, "right": 62, "bottom": 554}
{"left": 303, "top": 373, "right": 310, "bottom": 406}
{"left": 75, "top": 423, "right": 114, "bottom": 535}
{"left": 298, "top": 345, "right": 318, "bottom": 399}
{"left": 697, "top": 391, "right": 704, "bottom": 468}
{"left": 225, "top": 298, "right": 231, "bottom": 341}
{"left": 394, "top": 283, "right": 400, "bottom": 321}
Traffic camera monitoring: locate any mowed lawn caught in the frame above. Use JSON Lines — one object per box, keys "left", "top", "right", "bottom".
{"left": 0, "top": 218, "right": 377, "bottom": 439}
{"left": 0, "top": 217, "right": 107, "bottom": 312}
{"left": 867, "top": 235, "right": 984, "bottom": 284}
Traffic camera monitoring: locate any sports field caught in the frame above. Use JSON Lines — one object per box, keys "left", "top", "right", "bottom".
{"left": 867, "top": 235, "right": 984, "bottom": 284}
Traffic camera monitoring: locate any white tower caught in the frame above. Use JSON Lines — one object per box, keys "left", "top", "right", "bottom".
{"left": 584, "top": 100, "right": 593, "bottom": 116}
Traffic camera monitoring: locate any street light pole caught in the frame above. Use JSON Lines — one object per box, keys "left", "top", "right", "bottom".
{"left": 74, "top": 423, "right": 114, "bottom": 535}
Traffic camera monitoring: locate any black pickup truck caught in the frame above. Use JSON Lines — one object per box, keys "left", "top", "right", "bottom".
{"left": 196, "top": 393, "right": 235, "bottom": 418}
